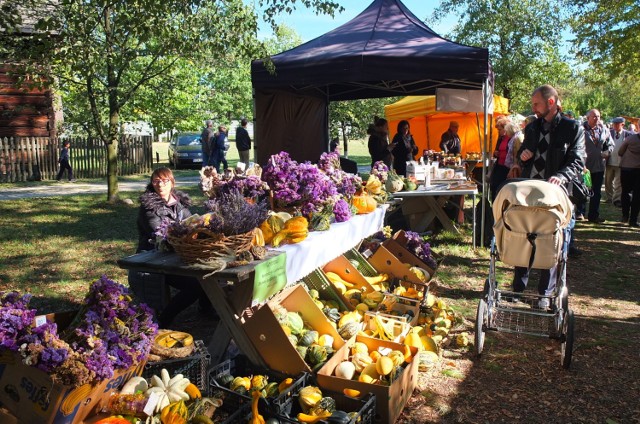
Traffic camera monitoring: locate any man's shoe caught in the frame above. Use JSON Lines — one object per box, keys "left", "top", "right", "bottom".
{"left": 613, "top": 200, "right": 622, "bottom": 207}
{"left": 588, "top": 217, "right": 606, "bottom": 224}
{"left": 622, "top": 216, "right": 629, "bottom": 223}
{"left": 69, "top": 179, "right": 77, "bottom": 183}
{"left": 537, "top": 298, "right": 550, "bottom": 310}
{"left": 630, "top": 222, "right": 640, "bottom": 228}
{"left": 575, "top": 214, "right": 586, "bottom": 221}
{"left": 568, "top": 246, "right": 583, "bottom": 258}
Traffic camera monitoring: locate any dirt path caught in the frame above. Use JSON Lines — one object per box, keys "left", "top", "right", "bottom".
{"left": 398, "top": 208, "right": 640, "bottom": 423}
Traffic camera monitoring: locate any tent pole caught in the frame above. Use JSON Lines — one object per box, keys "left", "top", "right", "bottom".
{"left": 251, "top": 88, "right": 257, "bottom": 164}
{"left": 480, "top": 79, "right": 490, "bottom": 248}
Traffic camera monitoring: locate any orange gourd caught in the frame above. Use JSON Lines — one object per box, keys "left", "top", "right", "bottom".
{"left": 352, "top": 194, "right": 376, "bottom": 214}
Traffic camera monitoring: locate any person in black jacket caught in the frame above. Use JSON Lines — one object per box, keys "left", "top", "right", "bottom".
{"left": 367, "top": 117, "right": 392, "bottom": 168}
{"left": 133, "top": 167, "right": 212, "bottom": 327}
{"left": 236, "top": 118, "right": 252, "bottom": 169}
{"left": 391, "top": 120, "right": 418, "bottom": 176}
{"left": 507, "top": 84, "right": 585, "bottom": 309}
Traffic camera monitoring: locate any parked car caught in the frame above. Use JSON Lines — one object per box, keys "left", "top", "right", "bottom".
{"left": 168, "top": 132, "right": 203, "bottom": 168}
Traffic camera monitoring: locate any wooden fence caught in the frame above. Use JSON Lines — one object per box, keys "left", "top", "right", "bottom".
{"left": 0, "top": 135, "right": 153, "bottom": 182}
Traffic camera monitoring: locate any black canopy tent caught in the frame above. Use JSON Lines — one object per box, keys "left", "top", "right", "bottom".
{"left": 251, "top": 0, "right": 492, "bottom": 166}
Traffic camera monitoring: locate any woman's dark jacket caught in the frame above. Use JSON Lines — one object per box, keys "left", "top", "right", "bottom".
{"left": 368, "top": 131, "right": 392, "bottom": 168}
{"left": 518, "top": 112, "right": 585, "bottom": 184}
{"left": 136, "top": 185, "right": 192, "bottom": 252}
{"left": 391, "top": 133, "right": 418, "bottom": 176}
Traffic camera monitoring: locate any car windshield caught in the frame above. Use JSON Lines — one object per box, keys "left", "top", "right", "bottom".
{"left": 177, "top": 135, "right": 201, "bottom": 146}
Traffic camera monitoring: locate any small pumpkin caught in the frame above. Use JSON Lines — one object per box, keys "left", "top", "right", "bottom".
{"left": 352, "top": 193, "right": 377, "bottom": 214}
{"left": 375, "top": 356, "right": 394, "bottom": 376}
{"left": 298, "top": 330, "right": 319, "bottom": 347}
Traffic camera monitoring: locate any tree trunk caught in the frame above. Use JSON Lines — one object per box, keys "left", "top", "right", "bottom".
{"left": 341, "top": 120, "right": 349, "bottom": 157}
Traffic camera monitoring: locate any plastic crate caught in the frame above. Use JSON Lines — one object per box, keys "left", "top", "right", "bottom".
{"left": 276, "top": 388, "right": 376, "bottom": 424}
{"left": 142, "top": 340, "right": 210, "bottom": 393}
{"left": 343, "top": 248, "right": 379, "bottom": 277}
{"left": 209, "top": 358, "right": 306, "bottom": 418}
{"left": 302, "top": 269, "right": 351, "bottom": 311}
{"left": 127, "top": 270, "right": 171, "bottom": 312}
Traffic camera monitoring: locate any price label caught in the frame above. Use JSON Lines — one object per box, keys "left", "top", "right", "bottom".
{"left": 252, "top": 253, "right": 287, "bottom": 303}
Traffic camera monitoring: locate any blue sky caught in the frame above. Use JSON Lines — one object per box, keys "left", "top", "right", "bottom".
{"left": 255, "top": 0, "right": 453, "bottom": 42}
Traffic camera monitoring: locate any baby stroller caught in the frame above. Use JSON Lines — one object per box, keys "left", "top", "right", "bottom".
{"left": 475, "top": 179, "right": 575, "bottom": 368}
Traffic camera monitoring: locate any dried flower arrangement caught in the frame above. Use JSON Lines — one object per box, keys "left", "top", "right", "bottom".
{"left": 0, "top": 276, "right": 158, "bottom": 386}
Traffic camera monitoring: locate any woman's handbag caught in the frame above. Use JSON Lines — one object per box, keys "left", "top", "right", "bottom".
{"left": 567, "top": 170, "right": 593, "bottom": 204}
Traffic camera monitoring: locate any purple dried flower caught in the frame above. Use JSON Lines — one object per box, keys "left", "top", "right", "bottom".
{"left": 333, "top": 198, "right": 352, "bottom": 222}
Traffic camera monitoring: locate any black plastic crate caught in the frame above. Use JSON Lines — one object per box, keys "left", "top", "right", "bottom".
{"left": 209, "top": 358, "right": 306, "bottom": 420}
{"left": 142, "top": 339, "right": 210, "bottom": 393}
{"left": 276, "top": 387, "right": 376, "bottom": 424}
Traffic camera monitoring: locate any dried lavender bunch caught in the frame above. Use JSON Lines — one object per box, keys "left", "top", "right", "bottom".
{"left": 205, "top": 189, "right": 269, "bottom": 236}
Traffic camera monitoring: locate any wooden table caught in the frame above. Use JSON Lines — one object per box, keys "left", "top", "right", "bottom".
{"left": 118, "top": 250, "right": 283, "bottom": 367}
{"left": 392, "top": 186, "right": 478, "bottom": 247}
{"left": 117, "top": 206, "right": 388, "bottom": 367}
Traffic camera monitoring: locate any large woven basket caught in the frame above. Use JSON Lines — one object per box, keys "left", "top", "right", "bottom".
{"left": 167, "top": 228, "right": 253, "bottom": 264}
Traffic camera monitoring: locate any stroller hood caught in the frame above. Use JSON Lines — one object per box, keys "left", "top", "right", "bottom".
{"left": 493, "top": 179, "right": 573, "bottom": 228}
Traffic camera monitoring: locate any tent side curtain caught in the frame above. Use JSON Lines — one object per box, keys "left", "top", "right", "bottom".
{"left": 385, "top": 95, "right": 510, "bottom": 156}
{"left": 254, "top": 89, "right": 328, "bottom": 166}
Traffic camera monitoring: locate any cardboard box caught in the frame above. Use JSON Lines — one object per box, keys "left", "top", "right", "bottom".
{"left": 0, "top": 311, "right": 146, "bottom": 424}
{"left": 392, "top": 230, "right": 438, "bottom": 274}
{"left": 0, "top": 352, "right": 145, "bottom": 424}
{"left": 243, "top": 284, "right": 345, "bottom": 376}
{"left": 368, "top": 244, "right": 427, "bottom": 286}
{"left": 322, "top": 255, "right": 376, "bottom": 308}
{"left": 382, "top": 238, "right": 436, "bottom": 278}
{"left": 317, "top": 334, "right": 419, "bottom": 423}
{"left": 405, "top": 161, "right": 427, "bottom": 180}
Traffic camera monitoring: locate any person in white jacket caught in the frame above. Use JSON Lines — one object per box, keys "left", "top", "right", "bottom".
{"left": 605, "top": 117, "right": 632, "bottom": 207}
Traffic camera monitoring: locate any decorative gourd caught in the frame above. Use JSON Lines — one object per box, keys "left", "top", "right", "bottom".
{"left": 184, "top": 383, "right": 202, "bottom": 399}
{"left": 387, "top": 350, "right": 405, "bottom": 367}
{"left": 307, "top": 345, "right": 328, "bottom": 365}
{"left": 404, "top": 332, "right": 424, "bottom": 351}
{"left": 317, "top": 334, "right": 334, "bottom": 348}
{"left": 326, "top": 410, "right": 351, "bottom": 424}
{"left": 364, "top": 175, "right": 383, "bottom": 195}
{"left": 350, "top": 342, "right": 368, "bottom": 355}
{"left": 298, "top": 330, "right": 319, "bottom": 347}
{"left": 352, "top": 193, "right": 377, "bottom": 214}
{"left": 230, "top": 376, "right": 251, "bottom": 392}
{"left": 95, "top": 418, "right": 131, "bottom": 424}
{"left": 250, "top": 390, "right": 266, "bottom": 424}
{"left": 160, "top": 400, "right": 188, "bottom": 424}
{"left": 385, "top": 171, "right": 405, "bottom": 193}
{"left": 296, "top": 345, "right": 309, "bottom": 359}
{"left": 403, "top": 178, "right": 417, "bottom": 191}
{"left": 421, "top": 335, "right": 439, "bottom": 352}
{"left": 337, "top": 322, "right": 360, "bottom": 340}
{"left": 263, "top": 382, "right": 280, "bottom": 398}
{"left": 286, "top": 312, "right": 305, "bottom": 335}
{"left": 358, "top": 363, "right": 380, "bottom": 384}
{"left": 251, "top": 227, "right": 265, "bottom": 246}
{"left": 215, "top": 373, "right": 234, "bottom": 387}
{"left": 375, "top": 356, "right": 394, "bottom": 376}
{"left": 351, "top": 352, "right": 373, "bottom": 373}
{"left": 323, "top": 308, "right": 341, "bottom": 323}
{"left": 251, "top": 375, "right": 268, "bottom": 391}
{"left": 334, "top": 361, "right": 356, "bottom": 380}
{"left": 278, "top": 378, "right": 294, "bottom": 393}
{"left": 310, "top": 397, "right": 337, "bottom": 416}
{"left": 298, "top": 386, "right": 323, "bottom": 413}
{"left": 337, "top": 311, "right": 361, "bottom": 328}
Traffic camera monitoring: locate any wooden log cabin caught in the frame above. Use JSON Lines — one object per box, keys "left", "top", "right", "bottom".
{"left": 0, "top": 65, "right": 58, "bottom": 138}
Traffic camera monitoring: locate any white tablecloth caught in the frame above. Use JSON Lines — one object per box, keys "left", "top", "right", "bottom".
{"left": 273, "top": 205, "right": 388, "bottom": 285}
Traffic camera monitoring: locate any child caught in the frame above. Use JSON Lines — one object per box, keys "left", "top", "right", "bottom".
{"left": 56, "top": 141, "right": 76, "bottom": 182}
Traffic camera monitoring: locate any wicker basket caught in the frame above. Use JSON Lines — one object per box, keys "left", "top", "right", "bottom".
{"left": 167, "top": 228, "right": 253, "bottom": 264}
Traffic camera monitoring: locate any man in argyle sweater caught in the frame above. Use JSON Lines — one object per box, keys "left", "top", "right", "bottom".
{"left": 507, "top": 84, "right": 585, "bottom": 309}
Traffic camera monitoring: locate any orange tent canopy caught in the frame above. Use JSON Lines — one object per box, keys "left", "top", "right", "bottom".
{"left": 384, "top": 95, "right": 510, "bottom": 156}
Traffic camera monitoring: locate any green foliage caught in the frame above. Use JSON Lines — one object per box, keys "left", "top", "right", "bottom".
{"left": 329, "top": 97, "right": 396, "bottom": 156}
{"left": 568, "top": 0, "right": 640, "bottom": 79}
{"left": 429, "top": 0, "right": 571, "bottom": 112}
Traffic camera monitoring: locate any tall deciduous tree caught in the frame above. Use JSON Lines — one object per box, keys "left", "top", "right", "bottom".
{"left": 429, "top": 0, "right": 571, "bottom": 112}
{"left": 568, "top": 0, "right": 640, "bottom": 79}
{"left": 1, "top": 0, "right": 340, "bottom": 201}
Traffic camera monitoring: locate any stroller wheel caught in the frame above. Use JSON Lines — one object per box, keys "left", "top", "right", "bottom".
{"left": 561, "top": 309, "right": 575, "bottom": 369}
{"left": 475, "top": 299, "right": 488, "bottom": 356}
{"left": 483, "top": 279, "right": 490, "bottom": 299}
